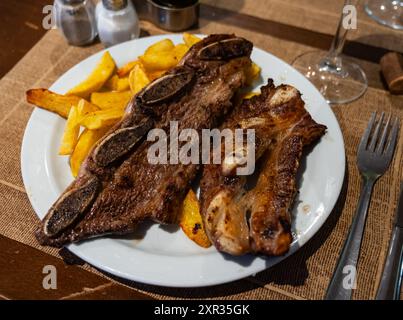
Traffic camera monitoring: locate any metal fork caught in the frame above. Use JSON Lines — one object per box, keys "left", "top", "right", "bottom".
{"left": 325, "top": 112, "right": 400, "bottom": 300}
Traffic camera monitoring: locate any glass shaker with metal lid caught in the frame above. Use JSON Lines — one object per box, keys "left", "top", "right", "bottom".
{"left": 96, "top": 0, "right": 140, "bottom": 48}
{"left": 53, "top": 0, "right": 98, "bottom": 46}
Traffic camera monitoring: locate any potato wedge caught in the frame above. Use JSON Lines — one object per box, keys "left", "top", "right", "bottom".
{"left": 139, "top": 51, "right": 177, "bottom": 71}
{"left": 67, "top": 51, "right": 116, "bottom": 99}
{"left": 144, "top": 38, "right": 175, "bottom": 55}
{"left": 90, "top": 91, "right": 132, "bottom": 110}
{"left": 179, "top": 190, "right": 211, "bottom": 248}
{"left": 103, "top": 75, "right": 130, "bottom": 92}
{"left": 245, "top": 62, "right": 261, "bottom": 86}
{"left": 183, "top": 33, "right": 201, "bottom": 48}
{"left": 79, "top": 108, "right": 124, "bottom": 129}
{"left": 129, "top": 64, "right": 150, "bottom": 95}
{"left": 26, "top": 88, "right": 85, "bottom": 118}
{"left": 115, "top": 77, "right": 130, "bottom": 92}
{"left": 70, "top": 127, "right": 110, "bottom": 177}
{"left": 117, "top": 60, "right": 139, "bottom": 77}
{"left": 147, "top": 70, "right": 166, "bottom": 81}
{"left": 242, "top": 91, "right": 260, "bottom": 100}
{"left": 59, "top": 104, "right": 80, "bottom": 155}
{"left": 174, "top": 43, "right": 189, "bottom": 62}
{"left": 77, "top": 98, "right": 99, "bottom": 118}
{"left": 103, "top": 74, "right": 119, "bottom": 91}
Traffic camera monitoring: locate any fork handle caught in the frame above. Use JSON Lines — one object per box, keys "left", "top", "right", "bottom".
{"left": 325, "top": 178, "right": 375, "bottom": 300}
{"left": 375, "top": 226, "right": 403, "bottom": 300}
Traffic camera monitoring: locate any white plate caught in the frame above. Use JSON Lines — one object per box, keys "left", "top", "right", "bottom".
{"left": 21, "top": 34, "right": 345, "bottom": 288}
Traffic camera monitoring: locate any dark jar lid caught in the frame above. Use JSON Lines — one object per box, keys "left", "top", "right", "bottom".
{"left": 151, "top": 0, "right": 198, "bottom": 9}
{"left": 61, "top": 0, "right": 86, "bottom": 4}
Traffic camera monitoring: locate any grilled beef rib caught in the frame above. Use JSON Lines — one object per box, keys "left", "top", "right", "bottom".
{"left": 36, "top": 34, "right": 253, "bottom": 247}
{"left": 200, "top": 80, "right": 327, "bottom": 256}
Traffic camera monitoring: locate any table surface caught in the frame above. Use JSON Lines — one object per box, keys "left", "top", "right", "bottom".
{"left": 0, "top": 0, "right": 402, "bottom": 300}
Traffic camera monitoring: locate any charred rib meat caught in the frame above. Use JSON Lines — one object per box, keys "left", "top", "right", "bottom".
{"left": 36, "top": 34, "right": 253, "bottom": 247}
{"left": 200, "top": 80, "right": 326, "bottom": 256}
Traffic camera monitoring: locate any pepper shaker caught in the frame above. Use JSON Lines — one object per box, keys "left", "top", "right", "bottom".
{"left": 96, "top": 0, "right": 140, "bottom": 48}
{"left": 53, "top": 0, "right": 98, "bottom": 46}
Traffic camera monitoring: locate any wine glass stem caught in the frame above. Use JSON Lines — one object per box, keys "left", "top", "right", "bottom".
{"left": 322, "top": 0, "right": 352, "bottom": 71}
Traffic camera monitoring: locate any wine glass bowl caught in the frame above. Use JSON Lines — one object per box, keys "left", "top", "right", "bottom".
{"left": 292, "top": 0, "right": 368, "bottom": 105}
{"left": 292, "top": 51, "right": 368, "bottom": 104}
{"left": 365, "top": 0, "right": 403, "bottom": 30}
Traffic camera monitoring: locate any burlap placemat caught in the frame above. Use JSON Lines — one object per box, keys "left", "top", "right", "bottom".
{"left": 0, "top": 0, "right": 402, "bottom": 300}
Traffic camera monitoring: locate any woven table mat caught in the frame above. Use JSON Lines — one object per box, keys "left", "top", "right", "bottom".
{"left": 0, "top": 0, "right": 402, "bottom": 300}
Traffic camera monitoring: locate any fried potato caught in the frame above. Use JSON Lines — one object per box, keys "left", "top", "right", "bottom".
{"left": 139, "top": 38, "right": 177, "bottom": 71}
{"left": 183, "top": 33, "right": 201, "bottom": 48}
{"left": 179, "top": 190, "right": 212, "bottom": 248}
{"left": 77, "top": 98, "right": 99, "bottom": 116}
{"left": 79, "top": 108, "right": 124, "bottom": 130}
{"left": 101, "top": 74, "right": 130, "bottom": 92}
{"left": 147, "top": 70, "right": 166, "bottom": 81}
{"left": 117, "top": 60, "right": 139, "bottom": 77}
{"left": 103, "top": 75, "right": 129, "bottom": 91}
{"left": 245, "top": 62, "right": 261, "bottom": 86}
{"left": 174, "top": 43, "right": 189, "bottom": 62}
{"left": 129, "top": 64, "right": 150, "bottom": 95}
{"left": 145, "top": 38, "right": 175, "bottom": 55}
{"left": 70, "top": 127, "right": 110, "bottom": 177}
{"left": 234, "top": 91, "right": 260, "bottom": 107}
{"left": 115, "top": 77, "right": 130, "bottom": 92}
{"left": 67, "top": 51, "right": 116, "bottom": 99}
{"left": 59, "top": 104, "right": 80, "bottom": 155}
{"left": 103, "top": 74, "right": 118, "bottom": 91}
{"left": 26, "top": 88, "right": 85, "bottom": 118}
{"left": 90, "top": 91, "right": 132, "bottom": 110}
{"left": 242, "top": 91, "right": 260, "bottom": 100}
{"left": 139, "top": 51, "right": 177, "bottom": 71}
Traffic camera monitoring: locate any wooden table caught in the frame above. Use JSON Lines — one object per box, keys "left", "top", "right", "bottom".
{"left": 0, "top": 0, "right": 402, "bottom": 300}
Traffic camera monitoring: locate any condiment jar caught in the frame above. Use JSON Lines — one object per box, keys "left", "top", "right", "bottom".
{"left": 96, "top": 0, "right": 140, "bottom": 48}
{"left": 53, "top": 0, "right": 98, "bottom": 46}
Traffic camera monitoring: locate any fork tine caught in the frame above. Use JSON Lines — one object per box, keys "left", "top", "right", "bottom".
{"left": 359, "top": 112, "right": 376, "bottom": 152}
{"left": 376, "top": 114, "right": 391, "bottom": 154}
{"left": 384, "top": 117, "right": 400, "bottom": 160}
{"left": 368, "top": 112, "right": 384, "bottom": 151}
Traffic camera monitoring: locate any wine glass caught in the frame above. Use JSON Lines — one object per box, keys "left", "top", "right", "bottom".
{"left": 365, "top": 0, "right": 403, "bottom": 30}
{"left": 292, "top": 0, "right": 368, "bottom": 104}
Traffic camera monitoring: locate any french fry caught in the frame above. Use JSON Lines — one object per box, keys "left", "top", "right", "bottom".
{"left": 140, "top": 51, "right": 177, "bottom": 71}
{"left": 67, "top": 51, "right": 116, "bottom": 99}
{"left": 245, "top": 62, "right": 261, "bottom": 86}
{"left": 90, "top": 91, "right": 132, "bottom": 110}
{"left": 129, "top": 64, "right": 150, "bottom": 95}
{"left": 242, "top": 91, "right": 260, "bottom": 100}
{"left": 144, "top": 38, "right": 175, "bottom": 55}
{"left": 174, "top": 43, "right": 189, "bottom": 62}
{"left": 79, "top": 108, "right": 124, "bottom": 130}
{"left": 115, "top": 77, "right": 130, "bottom": 91}
{"left": 59, "top": 104, "right": 80, "bottom": 155}
{"left": 183, "top": 33, "right": 201, "bottom": 48}
{"left": 147, "top": 70, "right": 166, "bottom": 81}
{"left": 26, "top": 88, "right": 84, "bottom": 118}
{"left": 179, "top": 190, "right": 211, "bottom": 248}
{"left": 70, "top": 127, "right": 110, "bottom": 177}
{"left": 104, "top": 75, "right": 130, "bottom": 92}
{"left": 103, "top": 75, "right": 119, "bottom": 91}
{"left": 117, "top": 60, "right": 139, "bottom": 77}
{"left": 77, "top": 98, "right": 99, "bottom": 118}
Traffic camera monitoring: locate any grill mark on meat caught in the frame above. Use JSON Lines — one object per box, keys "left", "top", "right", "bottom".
{"left": 200, "top": 80, "right": 326, "bottom": 256}
{"left": 36, "top": 34, "right": 253, "bottom": 247}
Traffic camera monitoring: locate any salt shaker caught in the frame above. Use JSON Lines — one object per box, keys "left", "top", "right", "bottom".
{"left": 53, "top": 0, "right": 97, "bottom": 46}
{"left": 96, "top": 0, "right": 140, "bottom": 48}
